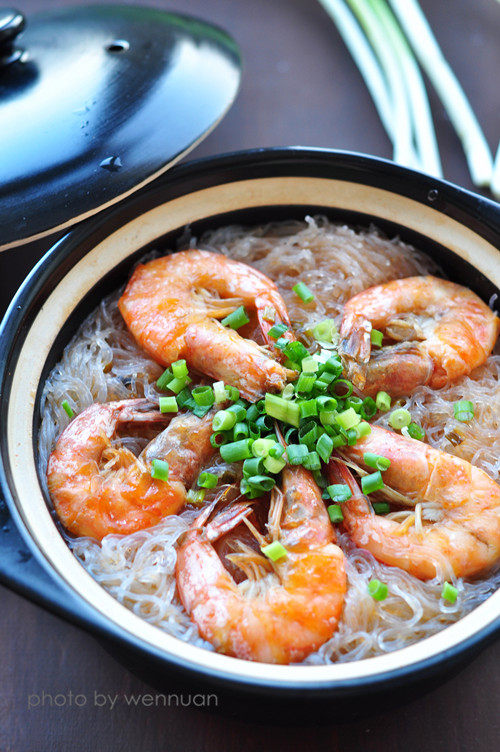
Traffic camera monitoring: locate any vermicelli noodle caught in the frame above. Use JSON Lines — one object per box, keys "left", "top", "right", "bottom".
{"left": 38, "top": 217, "right": 500, "bottom": 663}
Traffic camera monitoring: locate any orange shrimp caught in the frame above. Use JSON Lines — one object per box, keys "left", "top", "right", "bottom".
{"left": 339, "top": 276, "right": 499, "bottom": 397}
{"left": 47, "top": 399, "right": 216, "bottom": 540}
{"left": 328, "top": 425, "right": 500, "bottom": 580}
{"left": 118, "top": 250, "right": 296, "bottom": 401}
{"left": 175, "top": 466, "right": 346, "bottom": 664}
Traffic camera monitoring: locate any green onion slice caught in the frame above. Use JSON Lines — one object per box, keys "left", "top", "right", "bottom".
{"left": 197, "top": 471, "right": 218, "bottom": 489}
{"left": 151, "top": 459, "right": 169, "bottom": 482}
{"left": 327, "top": 484, "right": 352, "bottom": 503}
{"left": 361, "top": 470, "right": 384, "bottom": 494}
{"left": 327, "top": 504, "right": 344, "bottom": 523}
{"left": 375, "top": 390, "right": 391, "bottom": 412}
{"left": 363, "top": 452, "right": 391, "bottom": 471}
{"left": 292, "top": 281, "right": 315, "bottom": 303}
{"left": 389, "top": 407, "right": 411, "bottom": 429}
{"left": 441, "top": 581, "right": 458, "bottom": 604}
{"left": 261, "top": 541, "right": 287, "bottom": 562}
{"left": 62, "top": 400, "right": 74, "bottom": 418}
{"left": 368, "top": 578, "right": 388, "bottom": 601}
{"left": 221, "top": 305, "right": 250, "bottom": 330}
{"left": 159, "top": 396, "right": 178, "bottom": 413}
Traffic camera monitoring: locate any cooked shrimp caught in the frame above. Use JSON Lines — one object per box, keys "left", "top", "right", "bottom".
{"left": 118, "top": 250, "right": 296, "bottom": 401}
{"left": 47, "top": 399, "right": 216, "bottom": 540}
{"left": 175, "top": 466, "right": 346, "bottom": 664}
{"left": 339, "top": 276, "right": 499, "bottom": 397}
{"left": 328, "top": 425, "right": 500, "bottom": 579}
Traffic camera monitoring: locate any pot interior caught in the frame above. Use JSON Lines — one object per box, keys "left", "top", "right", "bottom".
{"left": 4, "top": 168, "right": 500, "bottom": 689}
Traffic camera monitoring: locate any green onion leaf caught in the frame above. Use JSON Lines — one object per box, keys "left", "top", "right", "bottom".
{"left": 327, "top": 504, "right": 344, "bottom": 523}
{"left": 264, "top": 454, "right": 287, "bottom": 474}
{"left": 159, "top": 396, "right": 178, "bottom": 413}
{"left": 192, "top": 385, "right": 215, "bottom": 407}
{"left": 316, "top": 433, "right": 334, "bottom": 463}
{"left": 212, "top": 410, "right": 237, "bottom": 432}
{"left": 261, "top": 541, "right": 287, "bottom": 562}
{"left": 441, "top": 581, "right": 458, "bottom": 604}
{"left": 286, "top": 444, "right": 309, "bottom": 465}
{"left": 171, "top": 359, "right": 188, "bottom": 379}
{"left": 335, "top": 407, "right": 361, "bottom": 430}
{"left": 363, "top": 452, "right": 391, "bottom": 471}
{"left": 405, "top": 422, "right": 425, "bottom": 441}
{"left": 62, "top": 400, "right": 74, "bottom": 418}
{"left": 389, "top": 407, "right": 411, "bottom": 429}
{"left": 375, "top": 390, "right": 391, "bottom": 412}
{"left": 197, "top": 471, "right": 218, "bottom": 489}
{"left": 454, "top": 400, "right": 474, "bottom": 422}
{"left": 361, "top": 470, "right": 384, "bottom": 494}
{"left": 221, "top": 305, "right": 250, "bottom": 330}
{"left": 220, "top": 439, "right": 254, "bottom": 463}
{"left": 292, "top": 281, "right": 315, "bottom": 303}
{"left": 265, "top": 393, "right": 300, "bottom": 427}
{"left": 296, "top": 373, "right": 316, "bottom": 393}
{"left": 372, "top": 501, "right": 390, "bottom": 515}
{"left": 312, "top": 318, "right": 338, "bottom": 343}
{"left": 156, "top": 367, "right": 173, "bottom": 391}
{"left": 151, "top": 459, "right": 169, "bottom": 482}
{"left": 368, "top": 578, "right": 388, "bottom": 601}
{"left": 327, "top": 484, "right": 352, "bottom": 503}
{"left": 283, "top": 340, "right": 309, "bottom": 364}
{"left": 370, "top": 328, "right": 383, "bottom": 347}
{"left": 268, "top": 323, "right": 289, "bottom": 340}
{"left": 303, "top": 451, "right": 321, "bottom": 471}
{"left": 213, "top": 381, "right": 227, "bottom": 404}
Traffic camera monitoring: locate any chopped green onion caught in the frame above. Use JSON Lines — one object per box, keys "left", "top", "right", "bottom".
{"left": 243, "top": 457, "right": 265, "bottom": 478}
{"left": 389, "top": 407, "right": 411, "bottom": 429}
{"left": 361, "top": 396, "right": 377, "bottom": 419}
{"left": 212, "top": 410, "right": 237, "bottom": 432}
{"left": 275, "top": 337, "right": 288, "bottom": 351}
{"left": 263, "top": 306, "right": 276, "bottom": 323}
{"left": 335, "top": 407, "right": 361, "bottom": 430}
{"left": 233, "top": 422, "right": 249, "bottom": 441}
{"left": 405, "top": 422, "right": 425, "bottom": 441}
{"left": 246, "top": 404, "right": 260, "bottom": 423}
{"left": 303, "top": 451, "right": 321, "bottom": 471}
{"left": 331, "top": 379, "right": 353, "bottom": 397}
{"left": 364, "top": 452, "right": 391, "bottom": 471}
{"left": 301, "top": 356, "right": 319, "bottom": 373}
{"left": 247, "top": 475, "right": 276, "bottom": 492}
{"left": 197, "top": 471, "right": 218, "bottom": 489}
{"left": 159, "top": 396, "right": 178, "bottom": 413}
{"left": 220, "top": 439, "right": 254, "bottom": 463}
{"left": 361, "top": 470, "right": 384, "bottom": 494}
{"left": 286, "top": 444, "right": 309, "bottom": 465}
{"left": 299, "top": 399, "right": 318, "bottom": 419}
{"left": 186, "top": 489, "right": 206, "bottom": 505}
{"left": 252, "top": 438, "right": 277, "bottom": 458}
{"left": 327, "top": 484, "right": 352, "bottom": 503}
{"left": 330, "top": 434, "right": 347, "bottom": 448}
{"left": 368, "top": 578, "right": 388, "bottom": 601}
{"left": 221, "top": 305, "right": 250, "bottom": 330}
{"left": 176, "top": 387, "right": 192, "bottom": 408}
{"left": 317, "top": 396, "right": 337, "bottom": 412}
{"left": 261, "top": 540, "right": 287, "bottom": 562}
{"left": 327, "top": 504, "right": 344, "bottom": 523}
{"left": 372, "top": 501, "right": 390, "bottom": 515}
{"left": 268, "top": 323, "right": 289, "bottom": 339}
{"left": 283, "top": 340, "right": 309, "bottom": 364}
{"left": 299, "top": 421, "right": 318, "bottom": 448}
{"left": 316, "top": 433, "right": 334, "bottom": 463}
{"left": 346, "top": 395, "right": 363, "bottom": 412}
{"left": 227, "top": 403, "right": 247, "bottom": 422}
{"left": 213, "top": 381, "right": 227, "bottom": 403}
{"left": 295, "top": 373, "right": 316, "bottom": 393}
{"left": 166, "top": 376, "right": 190, "bottom": 394}
{"left": 62, "top": 400, "right": 74, "bottom": 418}
{"left": 454, "top": 400, "right": 474, "bottom": 422}
{"left": 441, "top": 581, "right": 458, "bottom": 604}
{"left": 265, "top": 393, "right": 300, "bottom": 427}
{"left": 323, "top": 356, "right": 343, "bottom": 376}
{"left": 171, "top": 359, "right": 188, "bottom": 379}
{"left": 192, "top": 385, "right": 215, "bottom": 407}
{"left": 292, "top": 281, "right": 315, "bottom": 303}
{"left": 375, "top": 390, "right": 391, "bottom": 412}
{"left": 150, "top": 459, "right": 169, "bottom": 482}
{"left": 156, "top": 367, "right": 173, "bottom": 391}
{"left": 225, "top": 385, "right": 240, "bottom": 402}
{"left": 319, "top": 410, "right": 338, "bottom": 427}
{"left": 370, "top": 328, "right": 383, "bottom": 347}
{"left": 210, "top": 431, "right": 230, "bottom": 448}
{"left": 264, "top": 454, "right": 287, "bottom": 474}
{"left": 355, "top": 421, "right": 372, "bottom": 439}
{"left": 312, "top": 318, "right": 337, "bottom": 343}
{"left": 345, "top": 428, "right": 358, "bottom": 446}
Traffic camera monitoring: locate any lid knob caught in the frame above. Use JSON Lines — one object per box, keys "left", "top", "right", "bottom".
{"left": 0, "top": 8, "right": 25, "bottom": 67}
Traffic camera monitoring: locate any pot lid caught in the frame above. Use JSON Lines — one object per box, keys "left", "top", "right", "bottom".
{"left": 0, "top": 5, "right": 241, "bottom": 251}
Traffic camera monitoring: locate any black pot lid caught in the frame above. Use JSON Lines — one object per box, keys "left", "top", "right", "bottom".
{"left": 0, "top": 5, "right": 241, "bottom": 251}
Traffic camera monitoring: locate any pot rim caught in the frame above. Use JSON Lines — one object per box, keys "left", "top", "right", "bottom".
{"left": 1, "top": 146, "right": 499, "bottom": 694}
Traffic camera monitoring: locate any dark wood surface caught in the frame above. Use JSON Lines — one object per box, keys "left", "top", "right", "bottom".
{"left": 1, "top": 1, "right": 499, "bottom": 750}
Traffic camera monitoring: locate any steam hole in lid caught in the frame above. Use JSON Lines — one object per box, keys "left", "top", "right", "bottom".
{"left": 105, "top": 40, "right": 130, "bottom": 53}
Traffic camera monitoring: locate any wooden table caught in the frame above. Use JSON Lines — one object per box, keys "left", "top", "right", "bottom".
{"left": 1, "top": 1, "right": 498, "bottom": 749}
